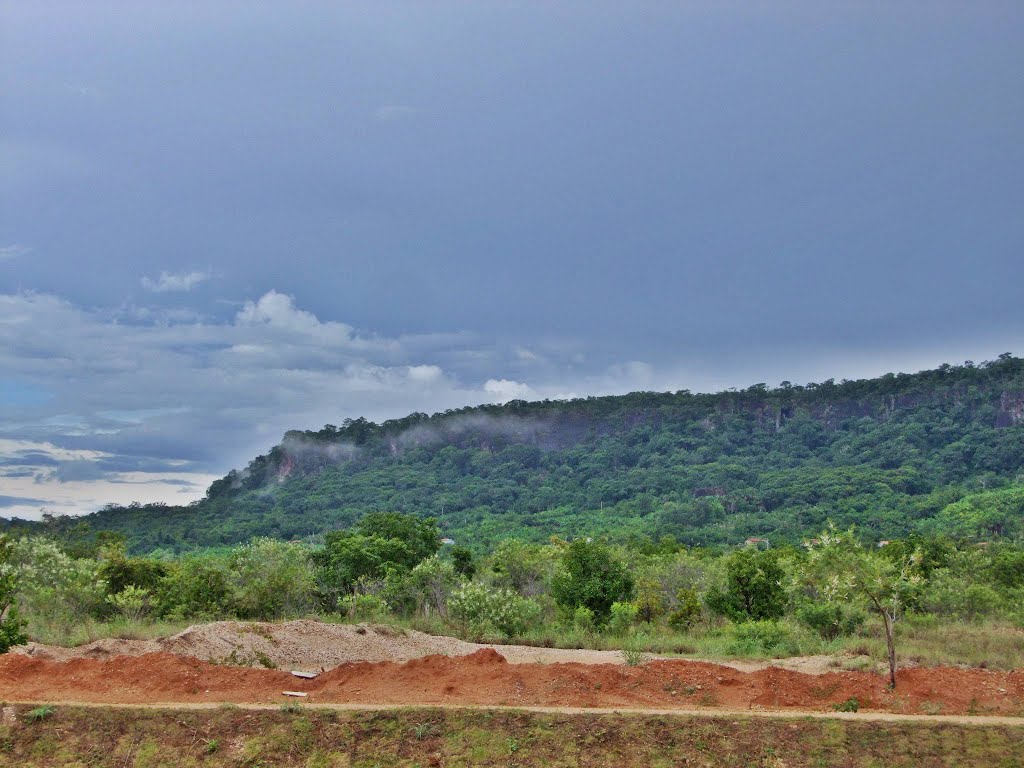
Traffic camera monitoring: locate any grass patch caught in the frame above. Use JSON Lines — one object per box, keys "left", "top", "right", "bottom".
{"left": 0, "top": 704, "right": 1019, "bottom": 767}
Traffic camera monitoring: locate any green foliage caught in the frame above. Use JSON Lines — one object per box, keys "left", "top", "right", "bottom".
{"left": 621, "top": 645, "right": 645, "bottom": 666}
{"left": 449, "top": 545, "right": 476, "bottom": 578}
{"left": 833, "top": 697, "right": 860, "bottom": 712}
{"left": 803, "top": 525, "right": 924, "bottom": 687}
{"left": 0, "top": 535, "right": 27, "bottom": 653}
{"left": 8, "top": 536, "right": 106, "bottom": 632}
{"left": 27, "top": 355, "right": 1024, "bottom": 553}
{"left": 156, "top": 556, "right": 232, "bottom": 619}
{"left": 607, "top": 601, "right": 639, "bottom": 635}
{"left": 105, "top": 585, "right": 152, "bottom": 621}
{"left": 931, "top": 486, "right": 1024, "bottom": 540}
{"left": 633, "top": 578, "right": 665, "bottom": 623}
{"left": 405, "top": 555, "right": 460, "bottom": 618}
{"left": 666, "top": 587, "right": 703, "bottom": 631}
{"left": 312, "top": 513, "right": 441, "bottom": 604}
{"left": 98, "top": 544, "right": 167, "bottom": 597}
{"left": 572, "top": 605, "right": 596, "bottom": 632}
{"left": 229, "top": 538, "right": 315, "bottom": 619}
{"left": 726, "top": 620, "right": 805, "bottom": 656}
{"left": 24, "top": 705, "right": 54, "bottom": 723}
{"left": 448, "top": 581, "right": 540, "bottom": 639}
{"left": 551, "top": 539, "right": 634, "bottom": 624}
{"left": 706, "top": 548, "right": 787, "bottom": 622}
{"left": 794, "top": 601, "right": 865, "bottom": 640}
{"left": 488, "top": 539, "right": 557, "bottom": 597}
{"left": 338, "top": 592, "right": 389, "bottom": 621}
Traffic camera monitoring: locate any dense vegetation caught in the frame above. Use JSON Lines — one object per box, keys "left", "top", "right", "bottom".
{"left": 4, "top": 512, "right": 1023, "bottom": 678}
{"left": 6, "top": 354, "right": 1022, "bottom": 554}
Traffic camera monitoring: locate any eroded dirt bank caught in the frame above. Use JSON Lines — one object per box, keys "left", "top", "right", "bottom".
{"left": 1, "top": 648, "right": 1021, "bottom": 716}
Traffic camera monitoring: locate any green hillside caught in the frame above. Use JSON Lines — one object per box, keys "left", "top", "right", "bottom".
{"left": 10, "top": 354, "right": 1024, "bottom": 553}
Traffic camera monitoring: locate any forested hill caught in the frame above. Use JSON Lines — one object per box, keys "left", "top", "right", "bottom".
{"left": 12, "top": 355, "right": 1024, "bottom": 553}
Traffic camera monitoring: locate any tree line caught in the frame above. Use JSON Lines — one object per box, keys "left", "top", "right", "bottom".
{"left": 3, "top": 512, "right": 1023, "bottom": 688}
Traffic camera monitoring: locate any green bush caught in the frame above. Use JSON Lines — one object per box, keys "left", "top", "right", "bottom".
{"left": 706, "top": 548, "right": 787, "bottom": 622}
{"left": 551, "top": 540, "right": 634, "bottom": 625}
{"left": 229, "top": 538, "right": 315, "bottom": 619}
{"left": 105, "top": 585, "right": 152, "bottom": 621}
{"left": 338, "top": 592, "right": 389, "bottom": 621}
{"left": 833, "top": 697, "right": 860, "bottom": 712}
{"left": 667, "top": 587, "right": 703, "bottom": 631}
{"left": 572, "top": 605, "right": 596, "bottom": 632}
{"left": 9, "top": 537, "right": 106, "bottom": 628}
{"left": 725, "top": 620, "right": 804, "bottom": 657}
{"left": 608, "top": 601, "right": 639, "bottom": 635}
{"left": 157, "top": 556, "right": 233, "bottom": 619}
{"left": 98, "top": 545, "right": 167, "bottom": 597}
{"left": 921, "top": 569, "right": 1004, "bottom": 621}
{"left": 795, "top": 601, "right": 865, "bottom": 640}
{"left": 449, "top": 582, "right": 540, "bottom": 640}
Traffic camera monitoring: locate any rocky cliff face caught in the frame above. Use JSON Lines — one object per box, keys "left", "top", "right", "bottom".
{"left": 997, "top": 392, "right": 1024, "bottom": 427}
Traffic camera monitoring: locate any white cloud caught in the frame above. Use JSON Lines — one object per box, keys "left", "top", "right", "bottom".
{"left": 0, "top": 288, "right": 686, "bottom": 519}
{"left": 141, "top": 270, "right": 210, "bottom": 292}
{"left": 0, "top": 244, "right": 30, "bottom": 262}
{"left": 484, "top": 378, "right": 536, "bottom": 403}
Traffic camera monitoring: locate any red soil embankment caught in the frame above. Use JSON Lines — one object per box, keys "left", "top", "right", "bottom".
{"left": 1, "top": 649, "right": 1021, "bottom": 716}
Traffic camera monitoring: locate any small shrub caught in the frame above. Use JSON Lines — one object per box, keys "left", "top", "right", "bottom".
{"left": 608, "top": 601, "right": 639, "bottom": 635}
{"left": 622, "top": 646, "right": 645, "bottom": 667}
{"left": 449, "top": 582, "right": 540, "bottom": 640}
{"left": 105, "top": 585, "right": 152, "bottom": 621}
{"left": 338, "top": 592, "right": 390, "bottom": 621}
{"left": 833, "top": 697, "right": 860, "bottom": 712}
{"left": 667, "top": 587, "right": 702, "bottom": 631}
{"left": 572, "top": 605, "right": 596, "bottom": 632}
{"left": 25, "top": 705, "right": 54, "bottom": 722}
{"left": 796, "top": 602, "right": 865, "bottom": 640}
{"left": 725, "top": 620, "right": 804, "bottom": 657}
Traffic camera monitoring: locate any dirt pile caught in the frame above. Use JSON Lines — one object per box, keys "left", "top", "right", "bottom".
{"left": 16, "top": 621, "right": 481, "bottom": 670}
{"left": 1, "top": 649, "right": 1020, "bottom": 716}
{"left": 13, "top": 620, "right": 852, "bottom": 672}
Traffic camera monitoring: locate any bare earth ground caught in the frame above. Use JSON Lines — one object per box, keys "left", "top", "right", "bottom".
{"left": 13, "top": 619, "right": 844, "bottom": 673}
{"left": 1, "top": 621, "right": 1022, "bottom": 718}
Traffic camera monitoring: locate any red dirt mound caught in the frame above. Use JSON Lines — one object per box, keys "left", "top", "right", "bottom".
{"left": 0, "top": 649, "right": 1020, "bottom": 716}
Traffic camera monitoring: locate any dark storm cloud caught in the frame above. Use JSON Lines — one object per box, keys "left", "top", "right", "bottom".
{"left": 0, "top": 1, "right": 1021, "bottom": 517}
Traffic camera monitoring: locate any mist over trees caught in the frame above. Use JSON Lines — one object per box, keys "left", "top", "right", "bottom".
{"left": 5, "top": 354, "right": 1023, "bottom": 553}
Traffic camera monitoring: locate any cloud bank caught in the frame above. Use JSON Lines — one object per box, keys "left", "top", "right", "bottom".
{"left": 0, "top": 288, "right": 675, "bottom": 519}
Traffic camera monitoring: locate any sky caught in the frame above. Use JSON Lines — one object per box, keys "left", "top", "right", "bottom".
{"left": 1, "top": 1, "right": 1022, "bottom": 520}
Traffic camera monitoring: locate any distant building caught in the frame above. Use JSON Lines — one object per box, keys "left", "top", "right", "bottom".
{"left": 877, "top": 540, "right": 890, "bottom": 548}
{"left": 744, "top": 537, "right": 770, "bottom": 550}
{"left": 440, "top": 537, "right": 456, "bottom": 546}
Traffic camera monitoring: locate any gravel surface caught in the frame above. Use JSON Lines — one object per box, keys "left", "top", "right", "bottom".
{"left": 14, "top": 619, "right": 849, "bottom": 674}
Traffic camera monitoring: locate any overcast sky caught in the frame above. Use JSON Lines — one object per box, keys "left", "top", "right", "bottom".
{"left": 1, "top": 1, "right": 1022, "bottom": 519}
